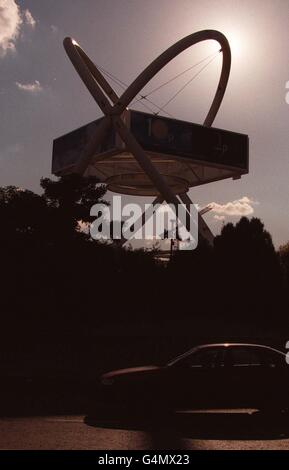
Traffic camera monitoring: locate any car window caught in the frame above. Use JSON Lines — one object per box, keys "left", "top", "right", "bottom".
{"left": 227, "top": 348, "right": 263, "bottom": 367}
{"left": 258, "top": 348, "right": 283, "bottom": 368}
{"left": 180, "top": 348, "right": 222, "bottom": 368}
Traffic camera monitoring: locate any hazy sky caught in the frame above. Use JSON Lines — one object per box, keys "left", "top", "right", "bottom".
{"left": 1, "top": 0, "right": 289, "bottom": 246}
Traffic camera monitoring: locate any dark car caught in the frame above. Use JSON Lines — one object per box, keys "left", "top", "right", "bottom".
{"left": 99, "top": 343, "right": 289, "bottom": 414}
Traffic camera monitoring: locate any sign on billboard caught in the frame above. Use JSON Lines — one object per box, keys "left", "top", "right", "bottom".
{"left": 130, "top": 111, "right": 248, "bottom": 171}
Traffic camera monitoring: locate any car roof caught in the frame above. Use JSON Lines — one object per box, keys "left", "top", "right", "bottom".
{"left": 167, "top": 342, "right": 285, "bottom": 366}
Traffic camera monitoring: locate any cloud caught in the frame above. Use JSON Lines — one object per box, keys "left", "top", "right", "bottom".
{"left": 0, "top": 1, "right": 36, "bottom": 57}
{"left": 209, "top": 196, "right": 258, "bottom": 218}
{"left": 0, "top": 0, "right": 22, "bottom": 56}
{"left": 23, "top": 9, "right": 36, "bottom": 28}
{"left": 15, "top": 80, "right": 43, "bottom": 93}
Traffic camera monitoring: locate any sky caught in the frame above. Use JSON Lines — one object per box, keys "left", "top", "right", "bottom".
{"left": 0, "top": 0, "right": 289, "bottom": 247}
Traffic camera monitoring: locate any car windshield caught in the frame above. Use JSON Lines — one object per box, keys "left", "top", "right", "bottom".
{"left": 167, "top": 347, "right": 198, "bottom": 367}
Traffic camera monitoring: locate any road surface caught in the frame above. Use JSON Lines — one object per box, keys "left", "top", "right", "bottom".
{"left": 1, "top": 410, "right": 289, "bottom": 450}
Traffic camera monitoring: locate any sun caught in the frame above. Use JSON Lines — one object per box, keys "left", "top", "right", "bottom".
{"left": 225, "top": 30, "right": 245, "bottom": 59}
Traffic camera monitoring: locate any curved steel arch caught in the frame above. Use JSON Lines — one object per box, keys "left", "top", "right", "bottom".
{"left": 64, "top": 29, "right": 231, "bottom": 127}
{"left": 113, "top": 29, "right": 231, "bottom": 126}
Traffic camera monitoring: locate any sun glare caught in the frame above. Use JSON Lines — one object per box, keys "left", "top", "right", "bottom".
{"left": 225, "top": 30, "right": 245, "bottom": 59}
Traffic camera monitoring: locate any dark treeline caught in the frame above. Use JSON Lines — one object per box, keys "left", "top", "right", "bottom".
{"left": 0, "top": 176, "right": 289, "bottom": 382}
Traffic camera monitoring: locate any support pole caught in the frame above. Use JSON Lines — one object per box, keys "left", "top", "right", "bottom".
{"left": 179, "top": 193, "right": 214, "bottom": 246}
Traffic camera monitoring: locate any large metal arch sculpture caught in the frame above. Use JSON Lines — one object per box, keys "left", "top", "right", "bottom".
{"left": 63, "top": 30, "right": 232, "bottom": 244}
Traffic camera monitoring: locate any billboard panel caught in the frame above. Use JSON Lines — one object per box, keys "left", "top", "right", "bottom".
{"left": 52, "top": 117, "right": 116, "bottom": 174}
{"left": 130, "top": 111, "right": 248, "bottom": 171}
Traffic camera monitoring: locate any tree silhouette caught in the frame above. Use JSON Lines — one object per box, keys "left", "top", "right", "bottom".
{"left": 214, "top": 216, "right": 283, "bottom": 326}
{"left": 280, "top": 242, "right": 289, "bottom": 288}
{"left": 40, "top": 175, "right": 107, "bottom": 243}
{"left": 0, "top": 186, "right": 46, "bottom": 244}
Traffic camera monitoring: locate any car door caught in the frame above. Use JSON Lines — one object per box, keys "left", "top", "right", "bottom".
{"left": 223, "top": 346, "right": 275, "bottom": 407}
{"left": 167, "top": 346, "right": 226, "bottom": 409}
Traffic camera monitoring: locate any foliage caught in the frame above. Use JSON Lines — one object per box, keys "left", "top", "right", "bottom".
{"left": 0, "top": 178, "right": 288, "bottom": 353}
